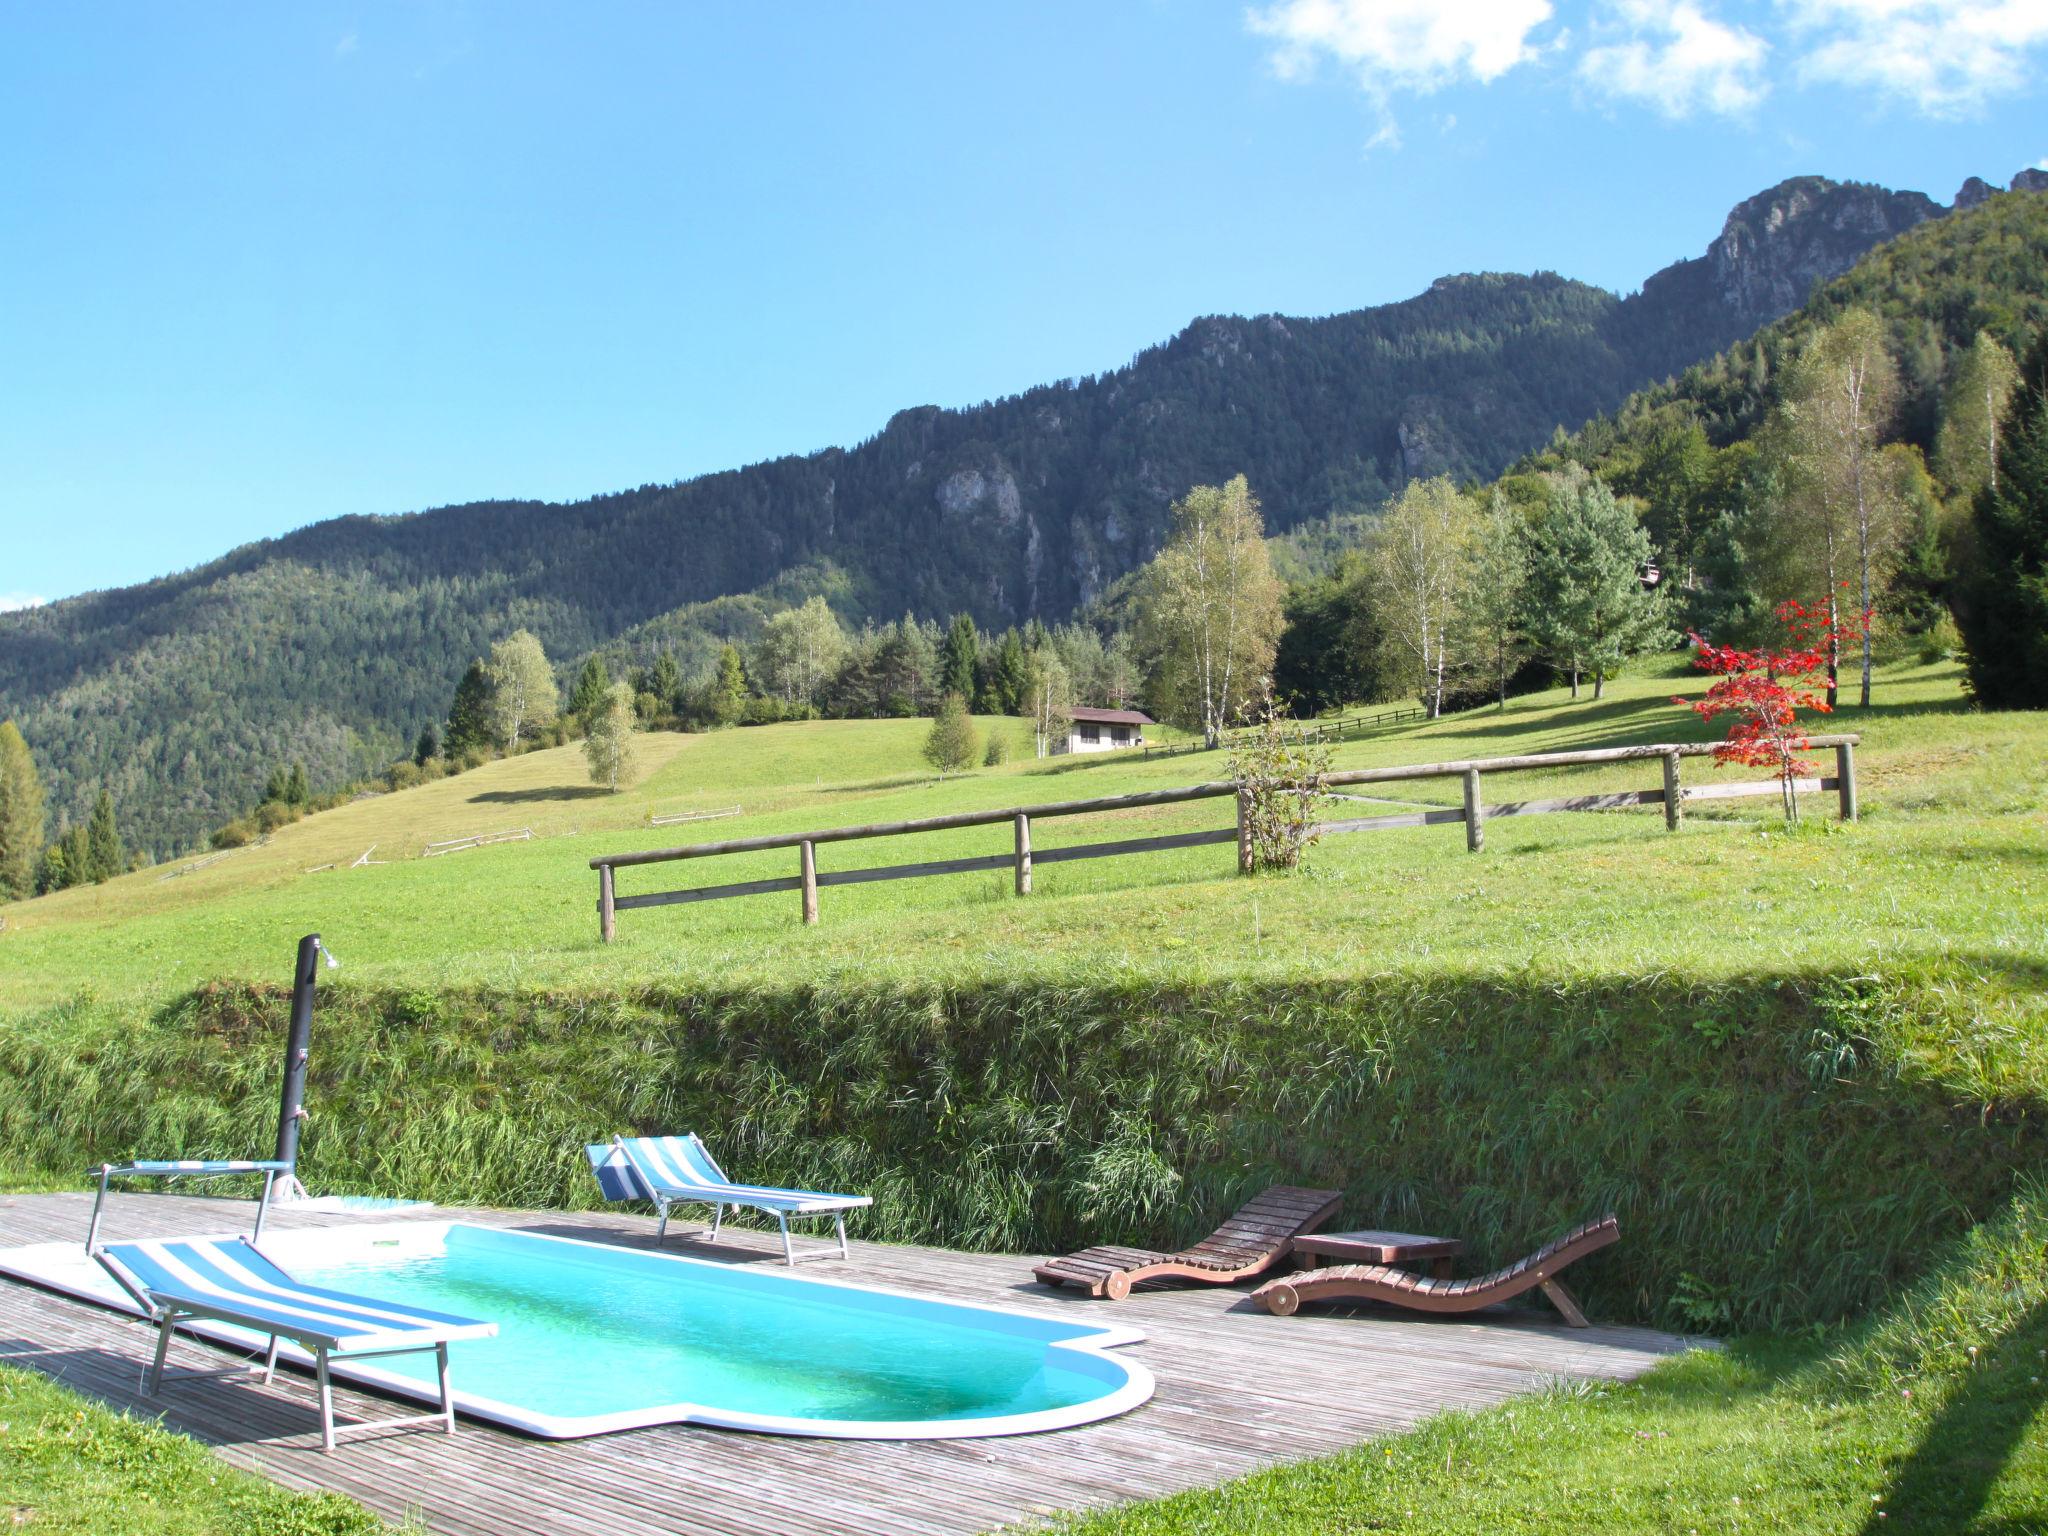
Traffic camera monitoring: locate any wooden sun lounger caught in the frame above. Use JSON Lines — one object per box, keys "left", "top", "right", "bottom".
{"left": 1033, "top": 1185, "right": 1343, "bottom": 1300}
{"left": 1251, "top": 1213, "right": 1619, "bottom": 1326}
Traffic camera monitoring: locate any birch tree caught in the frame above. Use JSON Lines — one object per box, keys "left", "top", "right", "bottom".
{"left": 581, "top": 682, "right": 638, "bottom": 792}
{"left": 487, "top": 630, "right": 559, "bottom": 749}
{"left": 1367, "top": 476, "right": 1477, "bottom": 718}
{"left": 1023, "top": 648, "right": 1074, "bottom": 758}
{"left": 1936, "top": 330, "right": 2022, "bottom": 503}
{"left": 756, "top": 596, "right": 846, "bottom": 710}
{"left": 0, "top": 721, "right": 46, "bottom": 900}
{"left": 1135, "top": 476, "right": 1284, "bottom": 746}
{"left": 1766, "top": 310, "right": 1909, "bottom": 707}
{"left": 1466, "top": 488, "right": 1530, "bottom": 710}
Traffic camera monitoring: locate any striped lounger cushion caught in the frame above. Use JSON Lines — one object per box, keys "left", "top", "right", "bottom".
{"left": 618, "top": 1136, "right": 872, "bottom": 1213}
{"left": 102, "top": 1237, "right": 495, "bottom": 1348}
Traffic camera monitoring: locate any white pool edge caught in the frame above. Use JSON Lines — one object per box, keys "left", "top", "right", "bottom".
{"left": 0, "top": 1220, "right": 1156, "bottom": 1440}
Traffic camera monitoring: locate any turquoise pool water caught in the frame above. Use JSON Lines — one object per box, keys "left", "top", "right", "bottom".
{"left": 283, "top": 1223, "right": 1149, "bottom": 1438}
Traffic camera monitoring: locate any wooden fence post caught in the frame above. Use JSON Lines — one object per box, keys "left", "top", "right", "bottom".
{"left": 1662, "top": 751, "right": 1683, "bottom": 830}
{"left": 1461, "top": 769, "right": 1483, "bottom": 853}
{"left": 1236, "top": 788, "right": 1254, "bottom": 874}
{"left": 800, "top": 839, "right": 819, "bottom": 925}
{"left": 1014, "top": 813, "right": 1032, "bottom": 895}
{"left": 1836, "top": 741, "right": 1858, "bottom": 822}
{"left": 599, "top": 864, "right": 616, "bottom": 944}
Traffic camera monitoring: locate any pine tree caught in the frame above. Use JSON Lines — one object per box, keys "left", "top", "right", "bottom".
{"left": 568, "top": 655, "right": 612, "bottom": 723}
{"left": 1957, "top": 341, "right": 2048, "bottom": 707}
{"left": 0, "top": 721, "right": 46, "bottom": 901}
{"left": 922, "top": 692, "right": 979, "bottom": 775}
{"left": 709, "top": 644, "right": 746, "bottom": 726}
{"left": 414, "top": 725, "right": 440, "bottom": 766}
{"left": 445, "top": 659, "right": 495, "bottom": 757}
{"left": 34, "top": 838, "right": 69, "bottom": 896}
{"left": 51, "top": 823, "right": 90, "bottom": 897}
{"left": 1523, "top": 468, "right": 1672, "bottom": 700}
{"left": 582, "top": 682, "right": 639, "bottom": 792}
{"left": 650, "top": 652, "right": 684, "bottom": 715}
{"left": 264, "top": 765, "right": 291, "bottom": 804}
{"left": 284, "top": 763, "right": 310, "bottom": 806}
{"left": 982, "top": 629, "right": 1031, "bottom": 716}
{"left": 939, "top": 615, "right": 979, "bottom": 701}
{"left": 85, "top": 789, "right": 123, "bottom": 884}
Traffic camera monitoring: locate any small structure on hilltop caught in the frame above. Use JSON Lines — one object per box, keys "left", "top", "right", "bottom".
{"left": 1063, "top": 707, "right": 1152, "bottom": 755}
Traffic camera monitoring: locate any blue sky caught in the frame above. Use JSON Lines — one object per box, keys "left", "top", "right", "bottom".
{"left": 2, "top": 1, "right": 2043, "bottom": 607}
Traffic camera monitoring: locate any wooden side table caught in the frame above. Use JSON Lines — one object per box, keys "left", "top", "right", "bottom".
{"left": 1292, "top": 1229, "right": 1463, "bottom": 1278}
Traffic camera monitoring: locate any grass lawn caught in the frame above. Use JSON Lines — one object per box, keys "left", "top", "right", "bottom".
{"left": 1056, "top": 1184, "right": 2048, "bottom": 1535}
{"left": 0, "top": 1363, "right": 388, "bottom": 1535}
{"left": 0, "top": 659, "right": 2040, "bottom": 1013}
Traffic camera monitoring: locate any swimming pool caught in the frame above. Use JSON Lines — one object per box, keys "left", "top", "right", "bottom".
{"left": 159, "top": 1222, "right": 1153, "bottom": 1439}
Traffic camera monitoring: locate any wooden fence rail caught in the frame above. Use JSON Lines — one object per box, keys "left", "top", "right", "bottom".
{"left": 590, "top": 735, "right": 1860, "bottom": 941}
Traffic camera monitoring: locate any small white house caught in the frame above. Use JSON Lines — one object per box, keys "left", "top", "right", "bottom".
{"left": 1063, "top": 707, "right": 1152, "bottom": 754}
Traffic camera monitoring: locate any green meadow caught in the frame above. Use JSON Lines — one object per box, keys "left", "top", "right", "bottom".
{"left": 1, "top": 658, "right": 2039, "bottom": 1010}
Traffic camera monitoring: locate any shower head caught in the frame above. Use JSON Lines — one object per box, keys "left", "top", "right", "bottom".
{"left": 315, "top": 940, "right": 340, "bottom": 970}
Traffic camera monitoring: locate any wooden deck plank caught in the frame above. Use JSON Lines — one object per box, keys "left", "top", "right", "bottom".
{"left": 0, "top": 1191, "right": 1694, "bottom": 1536}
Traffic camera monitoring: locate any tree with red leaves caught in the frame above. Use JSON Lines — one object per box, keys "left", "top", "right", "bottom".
{"left": 1678, "top": 599, "right": 1861, "bottom": 822}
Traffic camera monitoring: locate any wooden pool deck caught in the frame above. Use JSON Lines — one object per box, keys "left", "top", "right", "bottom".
{"left": 0, "top": 1191, "right": 1693, "bottom": 1535}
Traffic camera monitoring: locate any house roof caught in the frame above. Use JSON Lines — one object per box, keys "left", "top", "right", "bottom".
{"left": 1070, "top": 707, "right": 1153, "bottom": 726}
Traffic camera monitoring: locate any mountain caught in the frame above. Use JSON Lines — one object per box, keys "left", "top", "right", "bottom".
{"left": 0, "top": 173, "right": 2012, "bottom": 855}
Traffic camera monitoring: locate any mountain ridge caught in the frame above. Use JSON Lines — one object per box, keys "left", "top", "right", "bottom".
{"left": 2, "top": 169, "right": 2030, "bottom": 854}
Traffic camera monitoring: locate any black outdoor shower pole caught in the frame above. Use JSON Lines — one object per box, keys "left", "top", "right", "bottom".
{"left": 275, "top": 933, "right": 320, "bottom": 1170}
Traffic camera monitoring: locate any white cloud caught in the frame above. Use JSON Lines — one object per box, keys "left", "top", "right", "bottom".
{"left": 1580, "top": 0, "right": 1770, "bottom": 118}
{"left": 0, "top": 593, "right": 48, "bottom": 613}
{"left": 1781, "top": 0, "right": 2048, "bottom": 116}
{"left": 1247, "top": 0, "right": 1557, "bottom": 96}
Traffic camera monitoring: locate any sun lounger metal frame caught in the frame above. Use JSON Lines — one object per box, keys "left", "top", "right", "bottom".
{"left": 84, "top": 1159, "right": 298, "bottom": 1252}
{"left": 593, "top": 1134, "right": 873, "bottom": 1265}
{"left": 1033, "top": 1185, "right": 1344, "bottom": 1300}
{"left": 94, "top": 1235, "right": 496, "bottom": 1452}
{"left": 1251, "top": 1214, "right": 1620, "bottom": 1325}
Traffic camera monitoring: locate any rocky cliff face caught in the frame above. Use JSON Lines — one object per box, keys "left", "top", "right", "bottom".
{"left": 1624, "top": 177, "right": 1943, "bottom": 376}
{"left": 1709, "top": 178, "right": 1944, "bottom": 332}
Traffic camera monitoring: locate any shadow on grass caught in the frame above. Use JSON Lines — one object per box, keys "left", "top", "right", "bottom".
{"left": 1859, "top": 1297, "right": 2048, "bottom": 1533}
{"left": 467, "top": 786, "right": 615, "bottom": 804}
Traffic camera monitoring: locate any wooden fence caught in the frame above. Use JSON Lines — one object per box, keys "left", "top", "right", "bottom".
{"left": 1139, "top": 705, "right": 1425, "bottom": 761}
{"left": 589, "top": 735, "right": 1860, "bottom": 941}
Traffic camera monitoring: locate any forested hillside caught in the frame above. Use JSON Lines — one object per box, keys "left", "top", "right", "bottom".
{"left": 0, "top": 175, "right": 1979, "bottom": 853}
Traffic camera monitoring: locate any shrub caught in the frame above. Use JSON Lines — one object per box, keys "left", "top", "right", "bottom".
{"left": 253, "top": 800, "right": 296, "bottom": 834}
{"left": 210, "top": 819, "right": 254, "bottom": 850}
{"left": 983, "top": 732, "right": 1010, "bottom": 767}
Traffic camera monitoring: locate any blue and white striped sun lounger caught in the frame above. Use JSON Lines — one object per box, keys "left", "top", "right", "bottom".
{"left": 94, "top": 1236, "right": 496, "bottom": 1451}
{"left": 586, "top": 1134, "right": 873, "bottom": 1264}
{"left": 85, "top": 1160, "right": 298, "bottom": 1251}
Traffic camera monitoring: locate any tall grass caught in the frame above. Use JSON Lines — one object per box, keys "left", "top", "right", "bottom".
{"left": 4, "top": 965, "right": 2039, "bottom": 1333}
